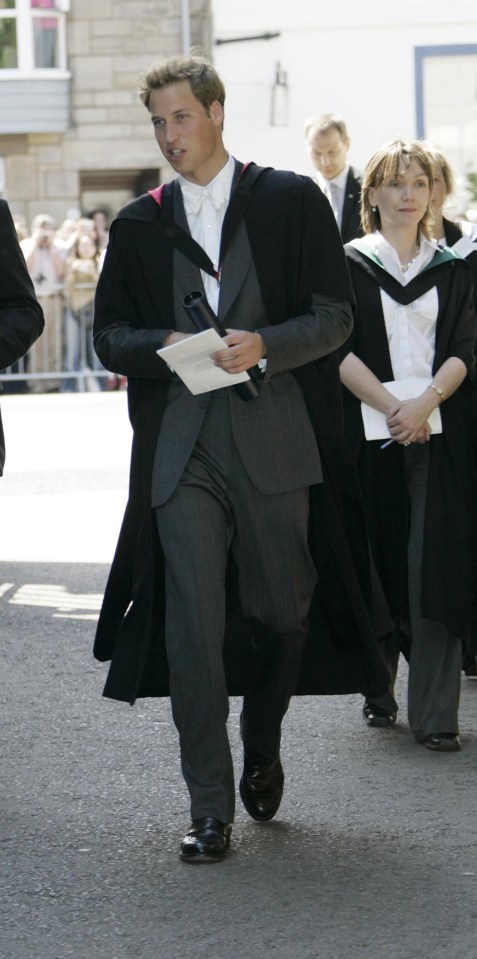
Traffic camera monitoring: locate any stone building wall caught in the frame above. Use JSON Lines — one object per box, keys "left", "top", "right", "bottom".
{"left": 1, "top": 0, "right": 211, "bottom": 228}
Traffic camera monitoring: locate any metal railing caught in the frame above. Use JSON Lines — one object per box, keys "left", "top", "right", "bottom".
{"left": 0, "top": 283, "right": 112, "bottom": 393}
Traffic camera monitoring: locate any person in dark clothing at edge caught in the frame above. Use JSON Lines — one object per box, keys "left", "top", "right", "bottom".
{"left": 92, "top": 54, "right": 394, "bottom": 863}
{"left": 0, "top": 199, "right": 44, "bottom": 472}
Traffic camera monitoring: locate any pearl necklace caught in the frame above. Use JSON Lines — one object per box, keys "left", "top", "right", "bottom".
{"left": 401, "top": 241, "right": 420, "bottom": 272}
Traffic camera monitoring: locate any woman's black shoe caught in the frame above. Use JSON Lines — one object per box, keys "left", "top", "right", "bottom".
{"left": 363, "top": 703, "right": 397, "bottom": 727}
{"left": 423, "top": 733, "right": 461, "bottom": 752}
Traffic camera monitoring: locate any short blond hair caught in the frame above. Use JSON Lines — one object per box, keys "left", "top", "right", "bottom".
{"left": 421, "top": 141, "right": 456, "bottom": 197}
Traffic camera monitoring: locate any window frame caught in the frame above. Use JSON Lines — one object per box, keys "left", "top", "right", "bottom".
{"left": 0, "top": 0, "right": 69, "bottom": 77}
{"left": 414, "top": 42, "right": 477, "bottom": 212}
{"left": 415, "top": 43, "right": 477, "bottom": 138}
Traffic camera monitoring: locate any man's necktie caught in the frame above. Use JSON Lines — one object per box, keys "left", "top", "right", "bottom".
{"left": 325, "top": 181, "right": 339, "bottom": 222}
{"left": 181, "top": 180, "right": 226, "bottom": 216}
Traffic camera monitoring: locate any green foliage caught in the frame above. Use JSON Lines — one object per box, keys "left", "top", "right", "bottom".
{"left": 0, "top": 18, "right": 17, "bottom": 69}
{"left": 466, "top": 172, "right": 477, "bottom": 204}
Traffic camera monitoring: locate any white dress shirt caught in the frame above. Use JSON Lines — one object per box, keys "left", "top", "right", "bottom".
{"left": 317, "top": 165, "right": 349, "bottom": 227}
{"left": 357, "top": 231, "right": 440, "bottom": 380}
{"left": 177, "top": 155, "right": 235, "bottom": 315}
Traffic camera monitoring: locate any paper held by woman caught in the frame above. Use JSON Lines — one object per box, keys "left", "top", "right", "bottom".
{"left": 361, "top": 377, "right": 443, "bottom": 441}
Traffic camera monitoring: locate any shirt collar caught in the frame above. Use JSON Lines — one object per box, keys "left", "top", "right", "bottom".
{"left": 364, "top": 231, "right": 439, "bottom": 285}
{"left": 177, "top": 154, "right": 235, "bottom": 202}
{"left": 317, "top": 164, "right": 349, "bottom": 193}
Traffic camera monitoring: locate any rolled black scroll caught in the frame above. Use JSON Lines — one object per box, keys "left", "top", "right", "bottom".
{"left": 183, "top": 290, "right": 260, "bottom": 401}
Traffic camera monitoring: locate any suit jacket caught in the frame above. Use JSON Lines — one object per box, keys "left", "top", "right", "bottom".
{"left": 0, "top": 200, "right": 44, "bottom": 474}
{"left": 340, "top": 166, "right": 363, "bottom": 244}
{"left": 92, "top": 162, "right": 392, "bottom": 704}
{"left": 152, "top": 180, "right": 331, "bottom": 504}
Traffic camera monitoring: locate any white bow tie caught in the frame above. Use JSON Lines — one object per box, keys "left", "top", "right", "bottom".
{"left": 181, "top": 180, "right": 227, "bottom": 216}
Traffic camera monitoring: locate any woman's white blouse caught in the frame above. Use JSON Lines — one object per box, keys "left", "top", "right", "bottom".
{"left": 363, "top": 232, "right": 440, "bottom": 380}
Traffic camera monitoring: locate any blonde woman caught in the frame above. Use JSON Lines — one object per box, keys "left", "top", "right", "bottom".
{"left": 340, "top": 138, "right": 477, "bottom": 751}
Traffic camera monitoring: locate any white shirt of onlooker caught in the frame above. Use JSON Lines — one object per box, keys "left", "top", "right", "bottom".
{"left": 316, "top": 165, "right": 349, "bottom": 228}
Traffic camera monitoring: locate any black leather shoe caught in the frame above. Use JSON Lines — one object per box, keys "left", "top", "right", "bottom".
{"left": 423, "top": 733, "right": 461, "bottom": 752}
{"left": 363, "top": 703, "right": 397, "bottom": 727}
{"left": 180, "top": 817, "right": 232, "bottom": 863}
{"left": 240, "top": 757, "right": 284, "bottom": 821}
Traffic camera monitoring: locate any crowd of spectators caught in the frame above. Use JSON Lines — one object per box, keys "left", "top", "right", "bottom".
{"left": 5, "top": 138, "right": 477, "bottom": 399}
{"left": 3, "top": 207, "right": 125, "bottom": 393}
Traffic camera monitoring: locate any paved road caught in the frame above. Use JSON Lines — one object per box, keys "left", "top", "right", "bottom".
{"left": 1, "top": 394, "right": 476, "bottom": 959}
{"left": 0, "top": 392, "right": 131, "bottom": 563}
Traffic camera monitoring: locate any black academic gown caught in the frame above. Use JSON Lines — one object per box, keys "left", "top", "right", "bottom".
{"left": 443, "top": 216, "right": 477, "bottom": 295}
{"left": 342, "top": 244, "right": 477, "bottom": 637}
{"left": 0, "top": 200, "right": 44, "bottom": 474}
{"left": 92, "top": 163, "right": 392, "bottom": 704}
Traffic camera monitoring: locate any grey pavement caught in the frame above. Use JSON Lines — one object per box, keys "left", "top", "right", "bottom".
{"left": 1, "top": 394, "right": 476, "bottom": 959}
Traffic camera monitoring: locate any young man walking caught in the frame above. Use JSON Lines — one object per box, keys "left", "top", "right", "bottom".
{"left": 93, "top": 55, "right": 391, "bottom": 863}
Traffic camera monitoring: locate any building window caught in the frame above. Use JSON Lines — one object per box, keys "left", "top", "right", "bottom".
{"left": 0, "top": 0, "right": 69, "bottom": 73}
{"left": 32, "top": 0, "right": 60, "bottom": 68}
{"left": 0, "top": 2, "right": 17, "bottom": 70}
{"left": 415, "top": 44, "right": 477, "bottom": 210}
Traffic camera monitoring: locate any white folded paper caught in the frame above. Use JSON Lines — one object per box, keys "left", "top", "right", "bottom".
{"left": 361, "top": 377, "right": 443, "bottom": 441}
{"left": 157, "top": 328, "right": 251, "bottom": 396}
